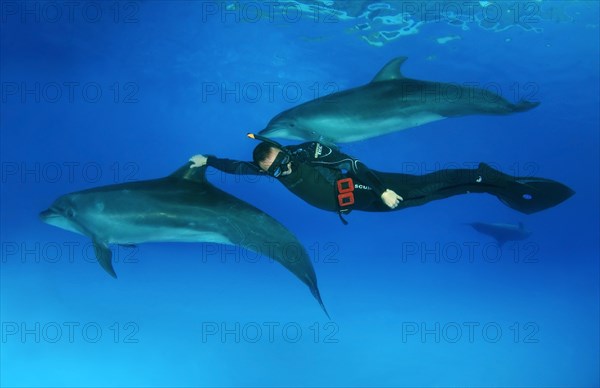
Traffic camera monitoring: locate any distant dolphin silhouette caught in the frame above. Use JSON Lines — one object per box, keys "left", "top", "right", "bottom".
{"left": 468, "top": 222, "right": 532, "bottom": 247}
{"left": 259, "top": 56, "right": 539, "bottom": 143}
{"left": 40, "top": 163, "right": 329, "bottom": 317}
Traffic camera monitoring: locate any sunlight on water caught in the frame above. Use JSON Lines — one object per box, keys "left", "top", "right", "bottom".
{"left": 261, "top": 0, "right": 577, "bottom": 46}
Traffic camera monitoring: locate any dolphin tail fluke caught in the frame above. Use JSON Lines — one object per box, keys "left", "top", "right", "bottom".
{"left": 512, "top": 100, "right": 540, "bottom": 112}
{"left": 310, "top": 287, "right": 331, "bottom": 320}
{"left": 478, "top": 163, "right": 575, "bottom": 214}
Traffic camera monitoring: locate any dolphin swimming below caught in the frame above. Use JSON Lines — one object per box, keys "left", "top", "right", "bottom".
{"left": 259, "top": 56, "right": 540, "bottom": 144}
{"left": 467, "top": 222, "right": 532, "bottom": 247}
{"left": 40, "top": 163, "right": 329, "bottom": 317}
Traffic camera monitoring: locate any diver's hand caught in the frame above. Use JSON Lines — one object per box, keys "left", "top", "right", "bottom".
{"left": 189, "top": 154, "right": 208, "bottom": 168}
{"left": 381, "top": 189, "right": 403, "bottom": 209}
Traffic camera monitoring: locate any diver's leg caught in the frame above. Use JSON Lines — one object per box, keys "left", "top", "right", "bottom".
{"left": 350, "top": 169, "right": 483, "bottom": 212}
{"left": 368, "top": 169, "right": 479, "bottom": 210}
{"left": 373, "top": 164, "right": 574, "bottom": 214}
{"left": 474, "top": 163, "right": 574, "bottom": 214}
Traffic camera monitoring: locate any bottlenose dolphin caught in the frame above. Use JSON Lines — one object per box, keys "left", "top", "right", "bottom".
{"left": 40, "top": 163, "right": 329, "bottom": 317}
{"left": 468, "top": 222, "right": 532, "bottom": 247}
{"left": 259, "top": 56, "right": 540, "bottom": 143}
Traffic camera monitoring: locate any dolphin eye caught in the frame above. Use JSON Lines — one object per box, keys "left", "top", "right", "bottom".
{"left": 66, "top": 209, "right": 75, "bottom": 218}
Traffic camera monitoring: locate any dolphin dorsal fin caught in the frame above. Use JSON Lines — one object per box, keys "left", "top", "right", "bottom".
{"left": 169, "top": 162, "right": 207, "bottom": 183}
{"left": 371, "top": 56, "right": 408, "bottom": 83}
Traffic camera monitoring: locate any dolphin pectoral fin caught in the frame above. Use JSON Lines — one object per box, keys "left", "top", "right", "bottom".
{"left": 495, "top": 238, "right": 507, "bottom": 248}
{"left": 119, "top": 244, "right": 137, "bottom": 248}
{"left": 299, "top": 273, "right": 330, "bottom": 319}
{"left": 371, "top": 56, "right": 408, "bottom": 82}
{"left": 512, "top": 100, "right": 540, "bottom": 112}
{"left": 310, "top": 287, "right": 331, "bottom": 320}
{"left": 93, "top": 240, "right": 117, "bottom": 278}
{"left": 315, "top": 134, "right": 339, "bottom": 149}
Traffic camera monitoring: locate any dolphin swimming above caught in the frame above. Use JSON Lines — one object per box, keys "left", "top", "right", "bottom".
{"left": 259, "top": 56, "right": 540, "bottom": 144}
{"left": 40, "top": 163, "right": 329, "bottom": 317}
{"left": 467, "top": 222, "right": 532, "bottom": 247}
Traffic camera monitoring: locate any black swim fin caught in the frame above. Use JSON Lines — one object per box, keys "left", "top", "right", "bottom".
{"left": 478, "top": 163, "right": 575, "bottom": 214}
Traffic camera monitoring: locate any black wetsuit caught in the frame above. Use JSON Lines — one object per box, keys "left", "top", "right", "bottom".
{"left": 207, "top": 142, "right": 574, "bottom": 215}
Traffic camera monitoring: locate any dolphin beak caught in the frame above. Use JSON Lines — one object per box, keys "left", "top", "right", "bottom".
{"left": 39, "top": 209, "right": 56, "bottom": 221}
{"left": 258, "top": 127, "right": 277, "bottom": 136}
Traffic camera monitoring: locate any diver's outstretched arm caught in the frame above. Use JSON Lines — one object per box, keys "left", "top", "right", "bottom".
{"left": 189, "top": 154, "right": 263, "bottom": 176}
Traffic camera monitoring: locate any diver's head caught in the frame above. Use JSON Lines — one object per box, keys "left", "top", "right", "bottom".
{"left": 252, "top": 142, "right": 292, "bottom": 178}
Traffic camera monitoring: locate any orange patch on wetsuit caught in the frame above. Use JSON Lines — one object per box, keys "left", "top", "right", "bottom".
{"left": 337, "top": 178, "right": 355, "bottom": 207}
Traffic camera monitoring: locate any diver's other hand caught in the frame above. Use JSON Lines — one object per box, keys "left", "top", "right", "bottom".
{"left": 189, "top": 154, "right": 208, "bottom": 168}
{"left": 381, "top": 189, "right": 403, "bottom": 209}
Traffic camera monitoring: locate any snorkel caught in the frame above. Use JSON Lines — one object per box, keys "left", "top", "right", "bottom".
{"left": 247, "top": 133, "right": 288, "bottom": 151}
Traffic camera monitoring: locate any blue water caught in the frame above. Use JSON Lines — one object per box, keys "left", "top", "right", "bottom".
{"left": 1, "top": 1, "right": 599, "bottom": 386}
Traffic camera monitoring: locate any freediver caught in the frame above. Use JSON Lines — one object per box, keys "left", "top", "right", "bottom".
{"left": 189, "top": 135, "right": 574, "bottom": 224}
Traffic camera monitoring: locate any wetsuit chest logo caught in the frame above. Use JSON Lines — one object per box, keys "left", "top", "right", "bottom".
{"left": 314, "top": 144, "right": 323, "bottom": 158}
